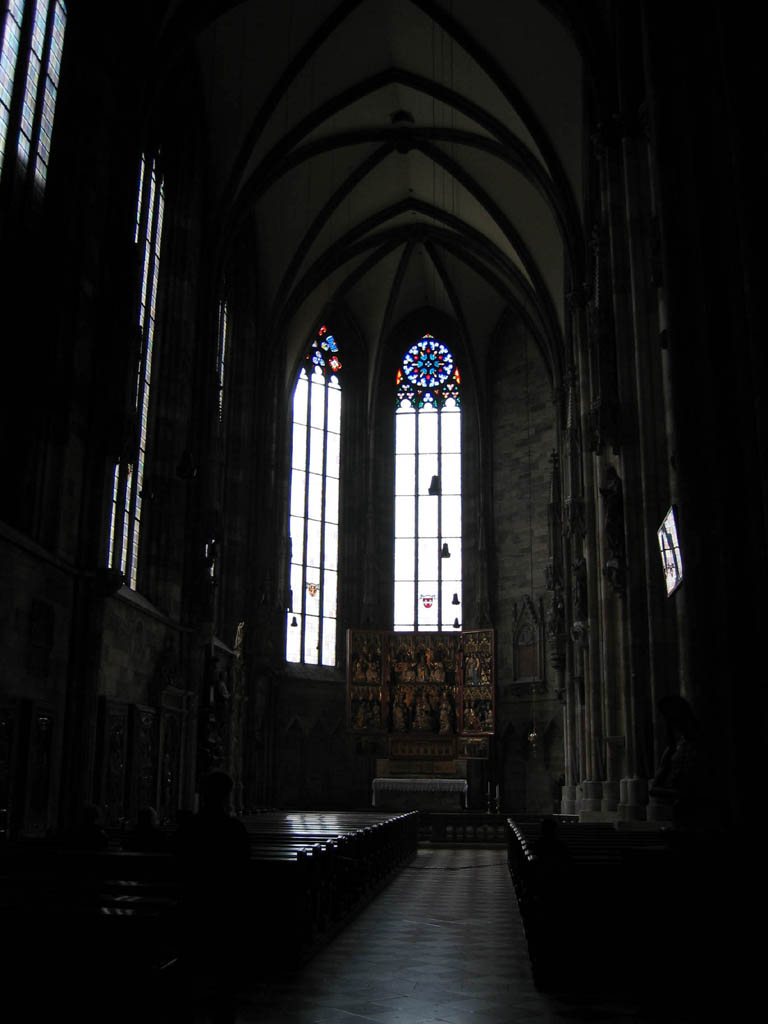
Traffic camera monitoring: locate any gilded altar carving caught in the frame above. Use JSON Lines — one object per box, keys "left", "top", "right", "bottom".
{"left": 461, "top": 629, "right": 494, "bottom": 733}
{"left": 347, "top": 628, "right": 494, "bottom": 747}
{"left": 348, "top": 630, "right": 384, "bottom": 731}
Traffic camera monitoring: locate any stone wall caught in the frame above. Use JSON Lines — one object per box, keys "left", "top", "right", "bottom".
{"left": 489, "top": 316, "right": 563, "bottom": 813}
{"left": 0, "top": 528, "right": 73, "bottom": 836}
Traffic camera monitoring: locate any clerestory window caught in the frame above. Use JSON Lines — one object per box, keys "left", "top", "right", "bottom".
{"left": 107, "top": 153, "right": 165, "bottom": 589}
{"left": 285, "top": 325, "right": 341, "bottom": 666}
{"left": 0, "top": 0, "right": 67, "bottom": 190}
{"left": 215, "top": 297, "right": 229, "bottom": 425}
{"left": 394, "top": 334, "right": 462, "bottom": 631}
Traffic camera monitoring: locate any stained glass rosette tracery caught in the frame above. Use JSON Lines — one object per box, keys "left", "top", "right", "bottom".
{"left": 307, "top": 324, "right": 342, "bottom": 378}
{"left": 394, "top": 334, "right": 462, "bottom": 633}
{"left": 396, "top": 335, "right": 460, "bottom": 410}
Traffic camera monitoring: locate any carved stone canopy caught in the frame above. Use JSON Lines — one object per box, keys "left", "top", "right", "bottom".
{"left": 512, "top": 596, "right": 545, "bottom": 684}
{"left": 588, "top": 397, "right": 622, "bottom": 455}
{"left": 564, "top": 497, "right": 586, "bottom": 542}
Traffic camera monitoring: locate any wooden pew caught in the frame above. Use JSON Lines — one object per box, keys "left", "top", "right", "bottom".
{"left": 506, "top": 817, "right": 675, "bottom": 991}
{"left": 242, "top": 809, "right": 419, "bottom": 950}
{"left": 506, "top": 815, "right": 740, "bottom": 1004}
{"left": 1, "top": 809, "right": 419, "bottom": 1017}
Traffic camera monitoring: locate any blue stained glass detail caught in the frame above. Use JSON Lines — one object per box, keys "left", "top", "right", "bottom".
{"left": 396, "top": 336, "right": 460, "bottom": 410}
{"left": 308, "top": 326, "right": 341, "bottom": 376}
{"left": 403, "top": 338, "right": 453, "bottom": 388}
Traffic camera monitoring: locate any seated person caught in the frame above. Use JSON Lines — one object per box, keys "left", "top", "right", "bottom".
{"left": 59, "top": 803, "right": 109, "bottom": 850}
{"left": 122, "top": 805, "right": 167, "bottom": 851}
{"left": 650, "top": 695, "right": 721, "bottom": 831}
{"left": 169, "top": 772, "right": 250, "bottom": 1022}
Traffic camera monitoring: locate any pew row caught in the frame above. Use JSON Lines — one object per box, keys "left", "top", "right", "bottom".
{"left": 1, "top": 810, "right": 419, "bottom": 1018}
{"left": 505, "top": 816, "right": 742, "bottom": 1008}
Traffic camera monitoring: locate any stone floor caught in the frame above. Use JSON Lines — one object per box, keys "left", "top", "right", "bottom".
{"left": 230, "top": 847, "right": 692, "bottom": 1024}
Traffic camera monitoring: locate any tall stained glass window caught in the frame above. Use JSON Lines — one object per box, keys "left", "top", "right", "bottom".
{"left": 0, "top": 0, "right": 67, "bottom": 189}
{"left": 216, "top": 298, "right": 229, "bottom": 424}
{"left": 394, "top": 334, "right": 461, "bottom": 631}
{"left": 107, "top": 153, "right": 165, "bottom": 589}
{"left": 286, "top": 325, "right": 341, "bottom": 666}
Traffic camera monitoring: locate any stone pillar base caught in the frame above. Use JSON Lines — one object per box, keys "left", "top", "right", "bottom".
{"left": 579, "top": 809, "right": 618, "bottom": 822}
{"left": 645, "top": 793, "right": 674, "bottom": 823}
{"left": 580, "top": 779, "right": 602, "bottom": 812}
{"left": 561, "top": 785, "right": 579, "bottom": 815}
{"left": 617, "top": 776, "right": 650, "bottom": 821}
{"left": 601, "top": 780, "right": 620, "bottom": 812}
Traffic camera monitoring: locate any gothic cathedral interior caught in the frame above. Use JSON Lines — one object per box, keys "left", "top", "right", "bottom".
{"left": 1, "top": 0, "right": 765, "bottom": 840}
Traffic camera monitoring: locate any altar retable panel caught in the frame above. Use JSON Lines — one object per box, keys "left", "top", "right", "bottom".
{"left": 347, "top": 629, "right": 494, "bottom": 758}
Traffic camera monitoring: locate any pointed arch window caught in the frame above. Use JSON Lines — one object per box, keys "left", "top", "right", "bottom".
{"left": 394, "top": 334, "right": 462, "bottom": 631}
{"left": 107, "top": 153, "right": 165, "bottom": 589}
{"left": 215, "top": 297, "right": 229, "bottom": 425}
{"left": 0, "top": 0, "right": 67, "bottom": 190}
{"left": 286, "top": 325, "right": 342, "bottom": 666}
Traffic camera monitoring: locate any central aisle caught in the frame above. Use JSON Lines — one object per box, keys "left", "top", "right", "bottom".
{"left": 234, "top": 847, "right": 663, "bottom": 1024}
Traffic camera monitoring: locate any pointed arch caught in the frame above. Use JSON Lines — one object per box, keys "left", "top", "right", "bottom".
{"left": 285, "top": 322, "right": 343, "bottom": 666}
{"left": 394, "top": 333, "right": 462, "bottom": 632}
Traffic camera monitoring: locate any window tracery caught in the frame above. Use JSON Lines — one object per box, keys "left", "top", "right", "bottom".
{"left": 394, "top": 335, "right": 462, "bottom": 632}
{"left": 286, "top": 324, "right": 341, "bottom": 666}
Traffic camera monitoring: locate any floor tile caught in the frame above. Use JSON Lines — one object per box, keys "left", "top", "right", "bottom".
{"left": 230, "top": 847, "right": 663, "bottom": 1024}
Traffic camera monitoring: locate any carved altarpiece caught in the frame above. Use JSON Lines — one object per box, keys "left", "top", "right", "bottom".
{"left": 347, "top": 629, "right": 494, "bottom": 764}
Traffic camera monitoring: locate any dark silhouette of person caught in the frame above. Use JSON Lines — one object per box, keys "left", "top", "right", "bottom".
{"left": 650, "top": 695, "right": 717, "bottom": 831}
{"left": 167, "top": 807, "right": 194, "bottom": 855}
{"left": 122, "top": 804, "right": 167, "bottom": 852}
{"left": 168, "top": 771, "right": 250, "bottom": 1023}
{"left": 528, "top": 816, "right": 575, "bottom": 987}
{"left": 646, "top": 696, "right": 733, "bottom": 1016}
{"left": 59, "top": 803, "right": 109, "bottom": 849}
{"left": 531, "top": 815, "right": 573, "bottom": 896}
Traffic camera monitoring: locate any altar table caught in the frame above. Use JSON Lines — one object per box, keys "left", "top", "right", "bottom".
{"left": 371, "top": 777, "right": 468, "bottom": 810}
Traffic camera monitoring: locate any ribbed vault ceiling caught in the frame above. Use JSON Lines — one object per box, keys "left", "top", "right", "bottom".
{"left": 154, "top": 0, "right": 588, "bottom": 384}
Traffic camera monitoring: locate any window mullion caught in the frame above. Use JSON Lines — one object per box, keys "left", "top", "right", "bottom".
{"left": 301, "top": 375, "right": 314, "bottom": 663}
{"left": 413, "top": 408, "right": 419, "bottom": 630}
{"left": 287, "top": 327, "right": 341, "bottom": 665}
{"left": 25, "top": 0, "right": 53, "bottom": 188}
{"left": 436, "top": 405, "right": 442, "bottom": 628}
{"left": 318, "top": 376, "right": 329, "bottom": 661}
{"left": 136, "top": 158, "right": 153, "bottom": 292}
{"left": 1, "top": 1, "right": 28, "bottom": 180}
{"left": 120, "top": 463, "right": 133, "bottom": 577}
{"left": 395, "top": 336, "right": 460, "bottom": 634}
{"left": 131, "top": 165, "right": 161, "bottom": 591}
{"left": 125, "top": 490, "right": 138, "bottom": 586}
{"left": 109, "top": 462, "right": 127, "bottom": 570}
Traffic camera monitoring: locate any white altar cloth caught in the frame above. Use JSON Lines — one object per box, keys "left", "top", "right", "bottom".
{"left": 372, "top": 777, "right": 468, "bottom": 807}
